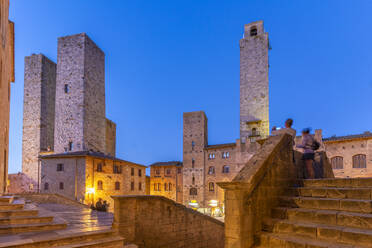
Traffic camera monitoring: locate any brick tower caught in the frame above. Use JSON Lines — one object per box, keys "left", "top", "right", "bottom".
{"left": 22, "top": 54, "right": 56, "bottom": 183}
{"left": 54, "top": 33, "right": 106, "bottom": 153}
{"left": 182, "top": 111, "right": 208, "bottom": 207}
{"left": 240, "top": 21, "right": 270, "bottom": 142}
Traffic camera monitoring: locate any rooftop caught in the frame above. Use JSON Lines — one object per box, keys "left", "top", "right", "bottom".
{"left": 39, "top": 150, "right": 146, "bottom": 168}
{"left": 149, "top": 161, "right": 183, "bottom": 167}
{"left": 323, "top": 131, "right": 372, "bottom": 142}
{"left": 205, "top": 143, "right": 236, "bottom": 150}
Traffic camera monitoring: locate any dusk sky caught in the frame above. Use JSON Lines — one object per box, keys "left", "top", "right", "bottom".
{"left": 8, "top": 0, "right": 372, "bottom": 174}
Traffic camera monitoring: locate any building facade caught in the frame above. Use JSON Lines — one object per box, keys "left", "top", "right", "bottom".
{"left": 0, "top": 0, "right": 14, "bottom": 194}
{"left": 323, "top": 132, "right": 372, "bottom": 178}
{"left": 149, "top": 161, "right": 183, "bottom": 203}
{"left": 182, "top": 21, "right": 268, "bottom": 210}
{"left": 40, "top": 151, "right": 146, "bottom": 212}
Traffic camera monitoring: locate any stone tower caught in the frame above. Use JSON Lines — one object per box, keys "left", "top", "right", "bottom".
{"left": 182, "top": 111, "right": 208, "bottom": 207}
{"left": 22, "top": 54, "right": 56, "bottom": 183}
{"left": 54, "top": 33, "right": 106, "bottom": 153}
{"left": 240, "top": 21, "right": 270, "bottom": 142}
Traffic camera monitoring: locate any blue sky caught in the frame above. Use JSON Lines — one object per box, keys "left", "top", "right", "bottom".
{"left": 8, "top": 0, "right": 372, "bottom": 174}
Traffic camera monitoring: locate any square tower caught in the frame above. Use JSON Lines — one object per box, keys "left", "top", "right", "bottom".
{"left": 22, "top": 54, "right": 56, "bottom": 183}
{"left": 240, "top": 21, "right": 270, "bottom": 142}
{"left": 182, "top": 111, "right": 208, "bottom": 207}
{"left": 54, "top": 33, "right": 106, "bottom": 153}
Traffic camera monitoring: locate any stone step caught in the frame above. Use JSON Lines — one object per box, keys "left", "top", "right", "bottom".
{"left": 0, "top": 203, "right": 24, "bottom": 211}
{"left": 303, "top": 178, "right": 372, "bottom": 188}
{"left": 268, "top": 218, "right": 372, "bottom": 247}
{"left": 0, "top": 229, "right": 120, "bottom": 248}
{"left": 0, "top": 220, "right": 66, "bottom": 235}
{"left": 272, "top": 207, "right": 372, "bottom": 230}
{"left": 0, "top": 196, "right": 13, "bottom": 204}
{"left": 279, "top": 196, "right": 372, "bottom": 214}
{"left": 292, "top": 187, "right": 372, "bottom": 200}
{"left": 0, "top": 216, "right": 53, "bottom": 225}
{"left": 56, "top": 236, "right": 125, "bottom": 248}
{"left": 0, "top": 209, "right": 38, "bottom": 218}
{"left": 255, "top": 232, "right": 364, "bottom": 248}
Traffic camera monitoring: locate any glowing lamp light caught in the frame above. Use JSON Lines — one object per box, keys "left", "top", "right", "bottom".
{"left": 209, "top": 200, "right": 218, "bottom": 207}
{"left": 87, "top": 187, "right": 95, "bottom": 194}
{"left": 189, "top": 200, "right": 199, "bottom": 207}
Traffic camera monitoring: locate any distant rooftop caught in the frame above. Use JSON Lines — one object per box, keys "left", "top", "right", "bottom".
{"left": 205, "top": 143, "right": 236, "bottom": 150}
{"left": 149, "top": 161, "right": 183, "bottom": 167}
{"left": 39, "top": 150, "right": 146, "bottom": 167}
{"left": 323, "top": 131, "right": 372, "bottom": 142}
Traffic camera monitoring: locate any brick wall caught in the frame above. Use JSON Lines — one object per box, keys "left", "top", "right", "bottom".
{"left": 112, "top": 195, "right": 224, "bottom": 248}
{"left": 105, "top": 118, "right": 116, "bottom": 156}
{"left": 150, "top": 165, "right": 183, "bottom": 203}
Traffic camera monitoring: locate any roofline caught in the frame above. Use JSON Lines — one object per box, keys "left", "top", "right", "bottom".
{"left": 323, "top": 135, "right": 372, "bottom": 143}
{"left": 205, "top": 143, "right": 236, "bottom": 150}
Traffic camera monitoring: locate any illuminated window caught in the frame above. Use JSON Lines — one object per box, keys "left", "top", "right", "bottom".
{"left": 222, "top": 165, "right": 230, "bottom": 173}
{"left": 353, "top": 154, "right": 366, "bottom": 168}
{"left": 208, "top": 166, "right": 215, "bottom": 175}
{"left": 190, "top": 188, "right": 197, "bottom": 195}
{"left": 97, "top": 180, "right": 103, "bottom": 190}
{"left": 331, "top": 156, "right": 343, "bottom": 169}
{"left": 209, "top": 182, "right": 215, "bottom": 192}
{"left": 115, "top": 182, "right": 120, "bottom": 190}
{"left": 97, "top": 163, "right": 103, "bottom": 172}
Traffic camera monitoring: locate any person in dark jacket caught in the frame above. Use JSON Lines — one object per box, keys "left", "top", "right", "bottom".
{"left": 297, "top": 128, "right": 315, "bottom": 179}
{"left": 95, "top": 198, "right": 103, "bottom": 211}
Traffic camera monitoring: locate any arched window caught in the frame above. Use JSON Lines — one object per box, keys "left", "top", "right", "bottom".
{"left": 169, "top": 183, "right": 172, "bottom": 191}
{"left": 97, "top": 180, "right": 103, "bottom": 190}
{"left": 192, "top": 176, "right": 195, "bottom": 185}
{"left": 353, "top": 154, "right": 366, "bottom": 168}
{"left": 208, "top": 166, "right": 215, "bottom": 175}
{"left": 115, "top": 182, "right": 120, "bottom": 190}
{"left": 209, "top": 182, "right": 215, "bottom": 192}
{"left": 222, "top": 165, "right": 230, "bottom": 173}
{"left": 331, "top": 156, "right": 343, "bottom": 169}
{"left": 44, "top": 183, "right": 49, "bottom": 190}
{"left": 164, "top": 183, "right": 167, "bottom": 191}
{"left": 97, "top": 163, "right": 103, "bottom": 172}
{"left": 250, "top": 27, "right": 257, "bottom": 36}
{"left": 190, "top": 188, "right": 197, "bottom": 195}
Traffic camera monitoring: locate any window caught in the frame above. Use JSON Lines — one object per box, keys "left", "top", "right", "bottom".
{"left": 252, "top": 128, "right": 257, "bottom": 136}
{"left": 177, "top": 168, "right": 182, "bottom": 174}
{"left": 250, "top": 27, "right": 257, "bottom": 36}
{"left": 331, "top": 156, "right": 343, "bottom": 169}
{"left": 222, "top": 152, "right": 230, "bottom": 159}
{"left": 209, "top": 182, "right": 215, "bottom": 192}
{"left": 155, "top": 169, "right": 160, "bottom": 176}
{"left": 139, "top": 182, "right": 142, "bottom": 191}
{"left": 131, "top": 168, "right": 134, "bottom": 176}
{"left": 208, "top": 166, "right": 215, "bottom": 175}
{"left": 166, "top": 169, "right": 171, "bottom": 175}
{"left": 59, "top": 182, "right": 64, "bottom": 190}
{"left": 131, "top": 181, "right": 135, "bottom": 191}
{"left": 115, "top": 182, "right": 120, "bottom": 190}
{"left": 169, "top": 183, "right": 172, "bottom": 191}
{"left": 208, "top": 153, "right": 215, "bottom": 160}
{"left": 97, "top": 163, "right": 103, "bottom": 172}
{"left": 138, "top": 169, "right": 142, "bottom": 177}
{"left": 44, "top": 183, "right": 49, "bottom": 190}
{"left": 353, "top": 154, "right": 366, "bottom": 169}
{"left": 192, "top": 159, "right": 195, "bottom": 168}
{"left": 222, "top": 165, "right": 230, "bottom": 173}
{"left": 64, "top": 84, "right": 69, "bottom": 93}
{"left": 113, "top": 164, "right": 121, "bottom": 174}
{"left": 153, "top": 183, "right": 156, "bottom": 191}
{"left": 192, "top": 176, "right": 195, "bottom": 185}
{"left": 164, "top": 183, "right": 167, "bottom": 191}
{"left": 158, "top": 183, "right": 161, "bottom": 191}
{"left": 189, "top": 188, "right": 197, "bottom": 195}
{"left": 68, "top": 141, "right": 73, "bottom": 151}
{"left": 57, "top": 163, "right": 64, "bottom": 172}
{"left": 97, "top": 180, "right": 103, "bottom": 190}
{"left": 192, "top": 141, "right": 195, "bottom": 150}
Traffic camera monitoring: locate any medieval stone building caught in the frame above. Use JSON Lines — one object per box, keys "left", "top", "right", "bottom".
{"left": 20, "top": 33, "right": 146, "bottom": 205}
{"left": 0, "top": 0, "right": 14, "bottom": 194}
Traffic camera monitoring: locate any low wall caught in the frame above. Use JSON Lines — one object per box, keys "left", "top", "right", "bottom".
{"left": 12, "top": 193, "right": 89, "bottom": 207}
{"left": 112, "top": 195, "right": 224, "bottom": 248}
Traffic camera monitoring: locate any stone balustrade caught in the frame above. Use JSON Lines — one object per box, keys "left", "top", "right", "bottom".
{"left": 112, "top": 195, "right": 224, "bottom": 248}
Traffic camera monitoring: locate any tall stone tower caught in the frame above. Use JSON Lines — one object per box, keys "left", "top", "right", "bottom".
{"left": 54, "top": 33, "right": 106, "bottom": 153}
{"left": 182, "top": 111, "right": 208, "bottom": 207}
{"left": 240, "top": 21, "right": 270, "bottom": 142}
{"left": 22, "top": 54, "right": 56, "bottom": 183}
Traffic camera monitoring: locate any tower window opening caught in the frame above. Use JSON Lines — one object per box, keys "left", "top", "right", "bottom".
{"left": 68, "top": 141, "right": 73, "bottom": 151}
{"left": 192, "top": 158, "right": 195, "bottom": 168}
{"left": 250, "top": 27, "right": 257, "bottom": 36}
{"left": 64, "top": 84, "right": 69, "bottom": 93}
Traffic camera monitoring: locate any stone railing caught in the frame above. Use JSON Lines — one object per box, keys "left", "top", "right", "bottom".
{"left": 218, "top": 134, "right": 334, "bottom": 248}
{"left": 112, "top": 195, "right": 224, "bottom": 248}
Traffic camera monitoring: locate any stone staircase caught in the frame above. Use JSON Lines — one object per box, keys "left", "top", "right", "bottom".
{"left": 255, "top": 178, "right": 372, "bottom": 248}
{"left": 0, "top": 196, "right": 132, "bottom": 248}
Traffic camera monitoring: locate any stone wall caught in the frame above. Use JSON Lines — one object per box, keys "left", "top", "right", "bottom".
{"left": 22, "top": 54, "right": 56, "bottom": 183}
{"left": 105, "top": 118, "right": 116, "bottom": 156}
{"left": 0, "top": 0, "right": 14, "bottom": 194}
{"left": 240, "top": 21, "right": 269, "bottom": 141}
{"left": 8, "top": 172, "right": 37, "bottom": 193}
{"left": 112, "top": 195, "right": 224, "bottom": 248}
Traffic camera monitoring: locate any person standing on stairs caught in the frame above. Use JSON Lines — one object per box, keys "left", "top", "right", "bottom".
{"left": 297, "top": 128, "right": 315, "bottom": 179}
